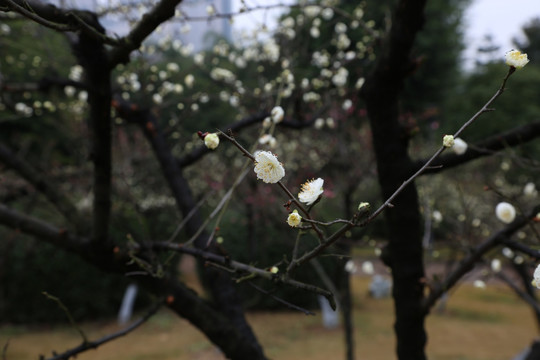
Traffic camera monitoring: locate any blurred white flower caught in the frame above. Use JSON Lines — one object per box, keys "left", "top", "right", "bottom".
{"left": 206, "top": 5, "right": 215, "bottom": 15}
{"left": 299, "top": 178, "right": 324, "bottom": 205}
{"left": 355, "top": 77, "right": 365, "bottom": 89}
{"left": 287, "top": 210, "right": 302, "bottom": 227}
{"left": 271, "top": 106, "right": 284, "bottom": 123}
{"left": 326, "top": 117, "right": 336, "bottom": 129}
{"left": 254, "top": 151, "right": 285, "bottom": 183}
{"left": 321, "top": 8, "right": 334, "bottom": 20}
{"left": 310, "top": 27, "right": 320, "bottom": 38}
{"left": 491, "top": 259, "right": 502, "bottom": 273}
{"left": 442, "top": 135, "right": 454, "bottom": 148}
{"left": 345, "top": 260, "right": 357, "bottom": 274}
{"left": 432, "top": 210, "right": 443, "bottom": 223}
{"left": 502, "top": 247, "right": 514, "bottom": 258}
{"left": 335, "top": 22, "right": 347, "bottom": 34}
{"left": 204, "top": 133, "right": 219, "bottom": 150}
{"left": 270, "top": 266, "right": 279, "bottom": 274}
{"left": 533, "top": 264, "right": 540, "bottom": 289}
{"left": 258, "top": 134, "right": 277, "bottom": 148}
{"left": 505, "top": 49, "right": 529, "bottom": 68}
{"left": 452, "top": 137, "right": 468, "bottom": 155}
{"left": 342, "top": 99, "right": 352, "bottom": 111}
{"left": 473, "top": 280, "right": 486, "bottom": 289}
{"left": 314, "top": 118, "right": 325, "bottom": 129}
{"left": 524, "top": 182, "right": 538, "bottom": 197}
{"left": 362, "top": 261, "right": 374, "bottom": 275}
{"left": 184, "top": 74, "right": 194, "bottom": 88}
{"left": 495, "top": 202, "right": 516, "bottom": 224}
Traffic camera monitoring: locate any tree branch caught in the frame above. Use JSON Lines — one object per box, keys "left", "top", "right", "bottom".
{"left": 0, "top": 142, "right": 86, "bottom": 232}
{"left": 45, "top": 301, "right": 162, "bottom": 360}
{"left": 107, "top": 0, "right": 183, "bottom": 67}
{"left": 421, "top": 204, "right": 540, "bottom": 313}
{"left": 415, "top": 121, "right": 540, "bottom": 175}
{"left": 0, "top": 203, "right": 89, "bottom": 253}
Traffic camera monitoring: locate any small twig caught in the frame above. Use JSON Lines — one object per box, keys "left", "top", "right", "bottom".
{"left": 42, "top": 292, "right": 88, "bottom": 344}
{"left": 248, "top": 282, "right": 315, "bottom": 316}
{"left": 45, "top": 301, "right": 162, "bottom": 360}
{"left": 2, "top": 339, "right": 9, "bottom": 360}
{"left": 3, "top": 0, "right": 74, "bottom": 31}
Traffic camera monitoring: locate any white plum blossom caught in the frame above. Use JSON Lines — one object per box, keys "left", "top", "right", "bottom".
{"left": 204, "top": 133, "right": 220, "bottom": 150}
{"left": 505, "top": 50, "right": 529, "bottom": 69}
{"left": 310, "top": 27, "right": 320, "bottom": 38}
{"left": 355, "top": 77, "right": 365, "bottom": 89}
{"left": 432, "top": 210, "right": 443, "bottom": 223}
{"left": 342, "top": 99, "right": 352, "bottom": 111}
{"left": 332, "top": 67, "right": 348, "bottom": 87}
{"left": 258, "top": 134, "right": 277, "bottom": 148}
{"left": 452, "top": 137, "right": 468, "bottom": 155}
{"left": 304, "top": 5, "right": 321, "bottom": 17}
{"left": 345, "top": 260, "right": 357, "bottom": 274}
{"left": 206, "top": 5, "right": 215, "bottom": 15}
{"left": 299, "top": 178, "right": 324, "bottom": 205}
{"left": 524, "top": 182, "right": 538, "bottom": 197}
{"left": 314, "top": 118, "right": 325, "bottom": 129}
{"left": 287, "top": 210, "right": 302, "bottom": 227}
{"left": 335, "top": 22, "right": 347, "bottom": 34}
{"left": 533, "top": 264, "right": 540, "bottom": 289}
{"left": 491, "top": 259, "right": 502, "bottom": 273}
{"left": 362, "top": 261, "right": 374, "bottom": 275}
{"left": 271, "top": 106, "right": 284, "bottom": 123}
{"left": 270, "top": 266, "right": 279, "bottom": 274}
{"left": 184, "top": 74, "right": 194, "bottom": 88}
{"left": 502, "top": 247, "right": 514, "bottom": 258}
{"left": 442, "top": 135, "right": 454, "bottom": 148}
{"left": 321, "top": 8, "right": 334, "bottom": 20}
{"left": 326, "top": 117, "right": 336, "bottom": 129}
{"left": 253, "top": 151, "right": 285, "bottom": 183}
{"left": 473, "top": 280, "right": 486, "bottom": 289}
{"left": 495, "top": 202, "right": 516, "bottom": 224}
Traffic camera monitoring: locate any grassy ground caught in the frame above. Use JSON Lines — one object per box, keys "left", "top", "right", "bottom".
{"left": 1, "top": 275, "right": 537, "bottom": 360}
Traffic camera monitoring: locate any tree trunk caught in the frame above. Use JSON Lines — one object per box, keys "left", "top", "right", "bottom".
{"left": 361, "top": 0, "right": 428, "bottom": 358}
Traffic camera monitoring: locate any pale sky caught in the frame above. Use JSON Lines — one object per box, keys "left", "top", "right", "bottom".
{"left": 464, "top": 0, "right": 540, "bottom": 68}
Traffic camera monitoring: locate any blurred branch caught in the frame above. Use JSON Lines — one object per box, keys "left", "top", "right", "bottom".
{"left": 42, "top": 291, "right": 88, "bottom": 344}
{"left": 108, "top": 0, "right": 182, "bottom": 67}
{"left": 416, "top": 120, "right": 540, "bottom": 175}
{"left": 248, "top": 282, "right": 315, "bottom": 316}
{"left": 137, "top": 241, "right": 337, "bottom": 310}
{"left": 1, "top": 77, "right": 85, "bottom": 93}
{"left": 45, "top": 301, "right": 162, "bottom": 360}
{"left": 0, "top": 203, "right": 90, "bottom": 252}
{"left": 496, "top": 270, "right": 540, "bottom": 320}
{"left": 0, "top": 142, "right": 86, "bottom": 232}
{"left": 422, "top": 204, "right": 540, "bottom": 313}
{"left": 0, "top": 0, "right": 121, "bottom": 45}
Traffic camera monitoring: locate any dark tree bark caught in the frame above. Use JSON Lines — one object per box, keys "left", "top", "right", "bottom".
{"left": 361, "top": 0, "right": 428, "bottom": 359}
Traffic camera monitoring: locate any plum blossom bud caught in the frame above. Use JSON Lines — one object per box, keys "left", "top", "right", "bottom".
{"left": 495, "top": 202, "right": 516, "bottom": 224}
{"left": 204, "top": 133, "right": 220, "bottom": 150}
{"left": 505, "top": 49, "right": 529, "bottom": 69}
{"left": 287, "top": 210, "right": 302, "bottom": 227}
{"left": 442, "top": 135, "right": 455, "bottom": 148}
{"left": 452, "top": 137, "right": 468, "bottom": 155}
{"left": 271, "top": 106, "right": 284, "bottom": 123}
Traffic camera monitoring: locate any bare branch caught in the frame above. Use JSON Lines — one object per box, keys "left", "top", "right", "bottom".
{"left": 45, "top": 301, "right": 162, "bottom": 360}
{"left": 0, "top": 203, "right": 89, "bottom": 252}
{"left": 108, "top": 0, "right": 183, "bottom": 67}
{"left": 421, "top": 204, "right": 540, "bottom": 313}
{"left": 416, "top": 120, "right": 540, "bottom": 175}
{"left": 0, "top": 142, "right": 86, "bottom": 232}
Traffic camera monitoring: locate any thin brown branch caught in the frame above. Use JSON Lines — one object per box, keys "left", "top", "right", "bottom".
{"left": 416, "top": 120, "right": 540, "bottom": 175}
{"left": 0, "top": 203, "right": 89, "bottom": 253}
{"left": 421, "top": 204, "right": 540, "bottom": 313}
{"left": 0, "top": 142, "right": 86, "bottom": 232}
{"left": 108, "top": 0, "right": 183, "bottom": 67}
{"left": 45, "top": 301, "right": 162, "bottom": 360}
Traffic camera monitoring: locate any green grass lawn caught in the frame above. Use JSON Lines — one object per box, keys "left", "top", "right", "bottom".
{"left": 1, "top": 276, "right": 537, "bottom": 360}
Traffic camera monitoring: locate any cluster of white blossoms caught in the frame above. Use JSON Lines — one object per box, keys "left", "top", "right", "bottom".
{"left": 287, "top": 210, "right": 302, "bottom": 227}
{"left": 253, "top": 151, "right": 285, "bottom": 183}
{"left": 495, "top": 202, "right": 516, "bottom": 224}
{"left": 298, "top": 178, "right": 324, "bottom": 206}
{"left": 505, "top": 50, "right": 529, "bottom": 69}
